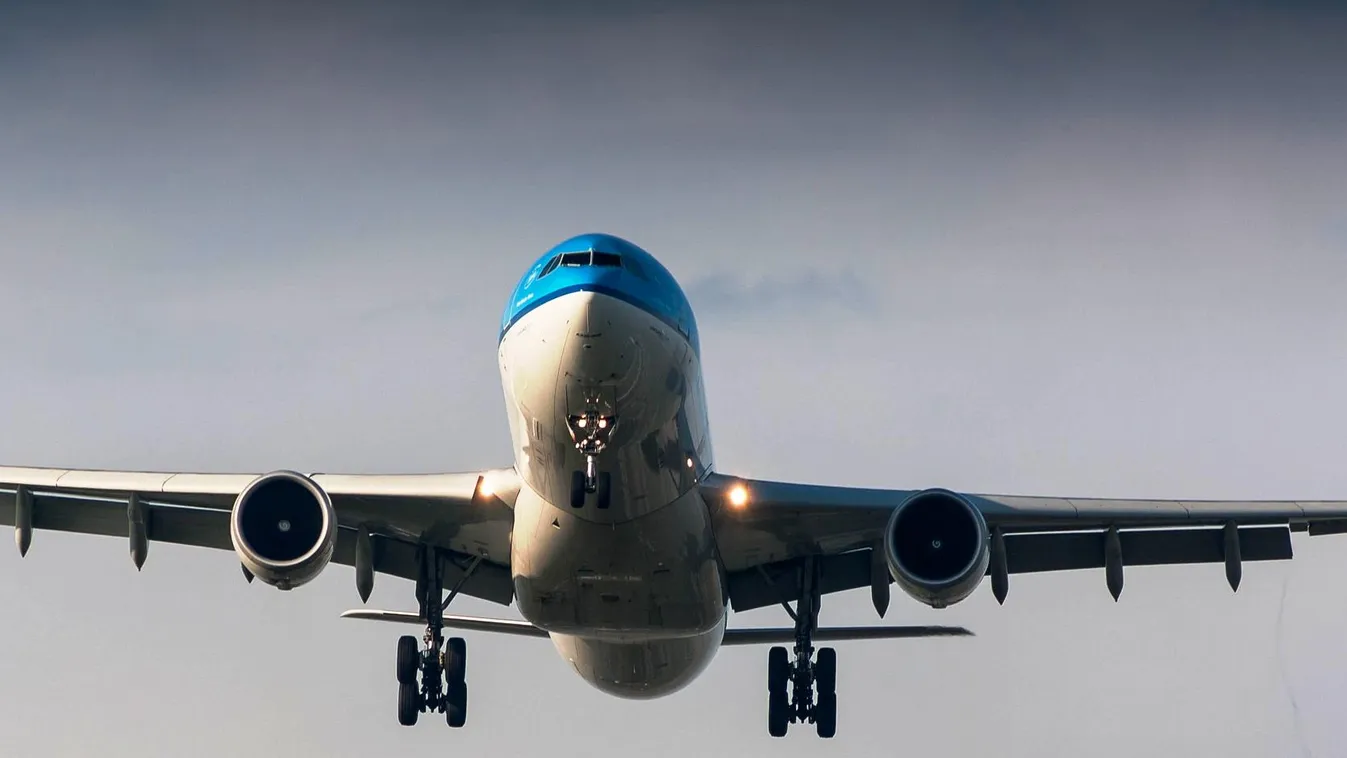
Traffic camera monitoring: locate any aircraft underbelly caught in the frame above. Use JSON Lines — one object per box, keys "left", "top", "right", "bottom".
{"left": 549, "top": 622, "right": 724, "bottom": 699}
{"left": 510, "top": 484, "right": 726, "bottom": 639}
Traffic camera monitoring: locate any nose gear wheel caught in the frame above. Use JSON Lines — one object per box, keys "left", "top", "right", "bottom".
{"left": 567, "top": 407, "right": 617, "bottom": 509}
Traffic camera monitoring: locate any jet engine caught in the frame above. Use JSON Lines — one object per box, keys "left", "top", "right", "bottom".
{"left": 883, "top": 488, "right": 989, "bottom": 608}
{"left": 229, "top": 471, "right": 337, "bottom": 590}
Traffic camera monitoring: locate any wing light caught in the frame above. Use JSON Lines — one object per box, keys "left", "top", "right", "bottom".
{"left": 728, "top": 484, "right": 750, "bottom": 508}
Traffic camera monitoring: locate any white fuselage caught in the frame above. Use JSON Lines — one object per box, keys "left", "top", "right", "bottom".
{"left": 498, "top": 289, "right": 724, "bottom": 698}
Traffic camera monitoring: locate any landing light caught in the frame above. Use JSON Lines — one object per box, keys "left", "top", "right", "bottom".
{"left": 728, "top": 484, "right": 749, "bottom": 508}
{"left": 478, "top": 478, "right": 494, "bottom": 498}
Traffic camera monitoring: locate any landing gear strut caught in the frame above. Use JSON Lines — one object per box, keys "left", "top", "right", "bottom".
{"left": 566, "top": 409, "right": 616, "bottom": 509}
{"left": 396, "top": 548, "right": 479, "bottom": 728}
{"left": 766, "top": 557, "right": 837, "bottom": 738}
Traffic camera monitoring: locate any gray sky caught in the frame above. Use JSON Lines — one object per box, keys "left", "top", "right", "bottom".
{"left": 2, "top": 1, "right": 1347, "bottom": 755}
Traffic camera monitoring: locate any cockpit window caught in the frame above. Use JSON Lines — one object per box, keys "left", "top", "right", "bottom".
{"left": 535, "top": 249, "right": 644, "bottom": 281}
{"left": 539, "top": 255, "right": 562, "bottom": 278}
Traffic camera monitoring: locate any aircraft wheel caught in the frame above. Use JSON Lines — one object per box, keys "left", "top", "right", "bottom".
{"left": 397, "top": 682, "right": 420, "bottom": 726}
{"left": 445, "top": 637, "right": 467, "bottom": 683}
{"left": 446, "top": 681, "right": 468, "bottom": 728}
{"left": 815, "top": 647, "right": 837, "bottom": 694}
{"left": 815, "top": 691, "right": 837, "bottom": 739}
{"left": 596, "top": 472, "right": 612, "bottom": 509}
{"left": 768, "top": 689, "right": 789, "bottom": 737}
{"left": 767, "top": 646, "right": 790, "bottom": 693}
{"left": 570, "top": 471, "right": 586, "bottom": 508}
{"left": 396, "top": 636, "right": 419, "bottom": 684}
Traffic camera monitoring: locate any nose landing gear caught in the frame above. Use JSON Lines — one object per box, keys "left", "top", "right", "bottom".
{"left": 566, "top": 409, "right": 616, "bottom": 509}
{"left": 765, "top": 557, "right": 837, "bottom": 739}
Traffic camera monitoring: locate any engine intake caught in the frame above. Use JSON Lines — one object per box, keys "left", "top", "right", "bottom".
{"left": 230, "top": 471, "right": 336, "bottom": 590}
{"left": 883, "top": 488, "right": 989, "bottom": 608}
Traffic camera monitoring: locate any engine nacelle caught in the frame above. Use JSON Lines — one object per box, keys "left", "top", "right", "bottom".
{"left": 230, "top": 471, "right": 337, "bottom": 590}
{"left": 883, "top": 488, "right": 989, "bottom": 608}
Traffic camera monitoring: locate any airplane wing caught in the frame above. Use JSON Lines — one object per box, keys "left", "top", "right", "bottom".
{"left": 0, "top": 465, "right": 521, "bottom": 605}
{"left": 701, "top": 472, "right": 1347, "bottom": 612}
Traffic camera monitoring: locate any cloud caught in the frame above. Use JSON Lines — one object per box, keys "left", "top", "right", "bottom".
{"left": 683, "top": 268, "right": 878, "bottom": 320}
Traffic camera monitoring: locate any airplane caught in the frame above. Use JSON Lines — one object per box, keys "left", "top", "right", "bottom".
{"left": 4, "top": 231, "right": 1347, "bottom": 739}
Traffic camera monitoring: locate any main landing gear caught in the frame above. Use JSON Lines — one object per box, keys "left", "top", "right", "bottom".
{"left": 765, "top": 557, "right": 837, "bottom": 739}
{"left": 396, "top": 548, "right": 481, "bottom": 728}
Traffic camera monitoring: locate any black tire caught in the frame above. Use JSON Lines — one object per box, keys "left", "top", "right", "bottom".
{"left": 570, "top": 470, "right": 586, "bottom": 508}
{"left": 815, "top": 647, "right": 837, "bottom": 694}
{"left": 767, "top": 646, "right": 789, "bottom": 693}
{"left": 596, "top": 472, "right": 612, "bottom": 509}
{"left": 397, "top": 682, "right": 419, "bottom": 726}
{"left": 815, "top": 691, "right": 837, "bottom": 739}
{"left": 445, "top": 637, "right": 467, "bottom": 683}
{"left": 397, "top": 636, "right": 419, "bottom": 685}
{"left": 768, "top": 689, "right": 789, "bottom": 737}
{"left": 446, "top": 681, "right": 468, "bottom": 728}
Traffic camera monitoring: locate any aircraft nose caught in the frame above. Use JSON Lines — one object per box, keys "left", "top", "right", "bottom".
{"left": 559, "top": 290, "right": 638, "bottom": 386}
{"left": 556, "top": 290, "right": 599, "bottom": 335}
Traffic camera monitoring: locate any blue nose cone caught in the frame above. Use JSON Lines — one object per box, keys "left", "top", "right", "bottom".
{"left": 501, "top": 233, "right": 700, "bottom": 355}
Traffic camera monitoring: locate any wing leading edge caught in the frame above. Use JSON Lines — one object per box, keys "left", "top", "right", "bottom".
{"left": 702, "top": 472, "right": 1347, "bottom": 612}
{"left": 0, "top": 465, "right": 522, "bottom": 605}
